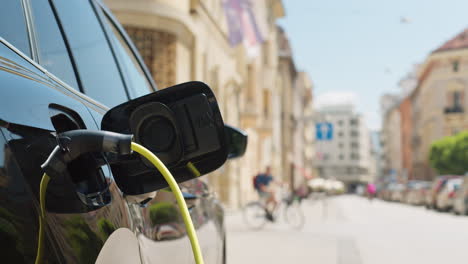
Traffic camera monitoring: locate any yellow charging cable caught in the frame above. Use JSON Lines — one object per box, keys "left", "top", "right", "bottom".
{"left": 35, "top": 173, "right": 50, "bottom": 264}
{"left": 36, "top": 142, "right": 204, "bottom": 264}
{"left": 131, "top": 142, "right": 204, "bottom": 264}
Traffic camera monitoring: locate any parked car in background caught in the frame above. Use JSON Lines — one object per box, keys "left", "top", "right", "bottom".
{"left": 377, "top": 183, "right": 390, "bottom": 201}
{"left": 426, "top": 175, "right": 459, "bottom": 209}
{"left": 390, "top": 183, "right": 406, "bottom": 202}
{"left": 436, "top": 177, "right": 462, "bottom": 212}
{"left": 453, "top": 175, "right": 468, "bottom": 215}
{"left": 405, "top": 181, "right": 431, "bottom": 206}
{"left": 378, "top": 182, "right": 402, "bottom": 202}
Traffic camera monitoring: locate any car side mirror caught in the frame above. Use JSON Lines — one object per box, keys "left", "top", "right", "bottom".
{"left": 225, "top": 124, "right": 248, "bottom": 159}
{"left": 101, "top": 81, "right": 228, "bottom": 195}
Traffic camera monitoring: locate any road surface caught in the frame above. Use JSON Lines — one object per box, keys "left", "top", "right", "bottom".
{"left": 226, "top": 195, "right": 468, "bottom": 264}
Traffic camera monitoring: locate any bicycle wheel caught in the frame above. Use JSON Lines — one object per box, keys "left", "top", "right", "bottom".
{"left": 243, "top": 202, "right": 267, "bottom": 230}
{"left": 284, "top": 200, "right": 305, "bottom": 230}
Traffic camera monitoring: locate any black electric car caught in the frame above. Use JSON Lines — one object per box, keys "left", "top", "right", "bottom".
{"left": 0, "top": 0, "right": 245, "bottom": 263}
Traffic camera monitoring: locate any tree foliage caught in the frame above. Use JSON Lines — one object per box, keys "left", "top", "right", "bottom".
{"left": 429, "top": 131, "right": 468, "bottom": 175}
{"left": 149, "top": 202, "right": 180, "bottom": 226}
{"left": 97, "top": 218, "right": 116, "bottom": 241}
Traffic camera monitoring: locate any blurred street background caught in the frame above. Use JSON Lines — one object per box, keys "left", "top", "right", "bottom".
{"left": 227, "top": 195, "right": 468, "bottom": 264}
{"left": 105, "top": 0, "right": 467, "bottom": 208}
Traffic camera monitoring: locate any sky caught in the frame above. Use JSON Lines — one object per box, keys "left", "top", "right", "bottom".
{"left": 277, "top": 0, "right": 468, "bottom": 130}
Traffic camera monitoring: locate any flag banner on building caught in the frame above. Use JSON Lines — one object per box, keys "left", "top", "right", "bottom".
{"left": 223, "top": 0, "right": 264, "bottom": 57}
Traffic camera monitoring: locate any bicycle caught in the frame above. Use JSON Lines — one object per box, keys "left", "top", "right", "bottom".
{"left": 243, "top": 192, "right": 305, "bottom": 230}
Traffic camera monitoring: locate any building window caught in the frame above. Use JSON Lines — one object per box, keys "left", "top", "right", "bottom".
{"left": 263, "top": 41, "right": 270, "bottom": 66}
{"left": 445, "top": 90, "right": 464, "bottom": 113}
{"left": 351, "top": 142, "right": 359, "bottom": 148}
{"left": 350, "top": 118, "right": 358, "bottom": 126}
{"left": 338, "top": 120, "right": 343, "bottom": 126}
{"left": 338, "top": 131, "right": 344, "bottom": 137}
{"left": 350, "top": 130, "right": 359, "bottom": 137}
{"left": 452, "top": 60, "right": 460, "bottom": 72}
{"left": 247, "top": 64, "right": 255, "bottom": 102}
{"left": 210, "top": 68, "right": 219, "bottom": 95}
{"left": 338, "top": 142, "right": 344, "bottom": 148}
{"left": 350, "top": 153, "right": 360, "bottom": 160}
{"left": 339, "top": 154, "right": 344, "bottom": 160}
{"left": 125, "top": 27, "right": 176, "bottom": 89}
{"left": 263, "top": 89, "right": 270, "bottom": 117}
{"left": 454, "top": 91, "right": 462, "bottom": 108}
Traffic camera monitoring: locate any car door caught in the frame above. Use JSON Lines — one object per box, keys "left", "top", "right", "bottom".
{"left": 0, "top": 1, "right": 141, "bottom": 263}
{"left": 0, "top": 38, "right": 139, "bottom": 263}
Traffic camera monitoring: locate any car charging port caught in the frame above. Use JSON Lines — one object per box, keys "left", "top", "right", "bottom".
{"left": 47, "top": 107, "right": 115, "bottom": 212}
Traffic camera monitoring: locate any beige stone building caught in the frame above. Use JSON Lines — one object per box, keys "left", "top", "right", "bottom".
{"left": 380, "top": 29, "right": 468, "bottom": 181}
{"left": 276, "top": 26, "right": 297, "bottom": 188}
{"left": 104, "top": 0, "right": 300, "bottom": 208}
{"left": 292, "top": 72, "right": 314, "bottom": 188}
{"left": 381, "top": 104, "right": 403, "bottom": 180}
{"left": 411, "top": 29, "right": 468, "bottom": 180}
{"left": 315, "top": 104, "right": 373, "bottom": 185}
{"left": 302, "top": 83, "right": 317, "bottom": 180}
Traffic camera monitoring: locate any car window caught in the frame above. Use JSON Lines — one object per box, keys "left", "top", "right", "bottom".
{"left": 102, "top": 14, "right": 153, "bottom": 99}
{"left": 30, "top": 0, "right": 79, "bottom": 89}
{"left": 0, "top": 0, "right": 31, "bottom": 57}
{"left": 51, "top": 0, "right": 128, "bottom": 107}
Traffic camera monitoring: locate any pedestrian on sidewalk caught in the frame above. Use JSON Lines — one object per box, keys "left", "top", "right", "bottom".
{"left": 366, "top": 182, "right": 376, "bottom": 201}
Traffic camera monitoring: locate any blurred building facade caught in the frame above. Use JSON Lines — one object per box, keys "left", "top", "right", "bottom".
{"left": 314, "top": 104, "right": 373, "bottom": 186}
{"left": 381, "top": 104, "right": 402, "bottom": 181}
{"left": 277, "top": 26, "right": 296, "bottom": 188}
{"left": 399, "top": 97, "right": 413, "bottom": 180}
{"left": 296, "top": 72, "right": 316, "bottom": 184}
{"left": 381, "top": 28, "right": 468, "bottom": 182}
{"left": 370, "top": 131, "right": 384, "bottom": 183}
{"left": 104, "top": 0, "right": 315, "bottom": 208}
{"left": 289, "top": 71, "right": 315, "bottom": 189}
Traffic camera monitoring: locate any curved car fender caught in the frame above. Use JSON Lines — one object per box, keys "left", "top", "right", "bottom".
{"left": 96, "top": 228, "right": 142, "bottom": 264}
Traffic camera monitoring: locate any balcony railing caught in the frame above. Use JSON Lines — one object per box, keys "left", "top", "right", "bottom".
{"left": 444, "top": 106, "right": 464, "bottom": 114}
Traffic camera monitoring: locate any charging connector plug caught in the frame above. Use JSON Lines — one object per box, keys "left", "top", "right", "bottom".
{"left": 41, "top": 130, "right": 133, "bottom": 178}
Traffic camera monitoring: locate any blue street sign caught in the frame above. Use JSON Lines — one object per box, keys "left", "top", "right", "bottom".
{"left": 316, "top": 122, "right": 333, "bottom": 140}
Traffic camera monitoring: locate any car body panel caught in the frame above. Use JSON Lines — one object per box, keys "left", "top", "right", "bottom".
{"left": 0, "top": 40, "right": 138, "bottom": 263}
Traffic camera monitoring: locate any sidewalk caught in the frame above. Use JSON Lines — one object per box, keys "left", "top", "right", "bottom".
{"left": 225, "top": 197, "right": 360, "bottom": 264}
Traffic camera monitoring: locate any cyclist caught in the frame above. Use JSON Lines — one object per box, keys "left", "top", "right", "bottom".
{"left": 253, "top": 166, "right": 278, "bottom": 221}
